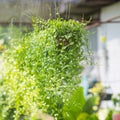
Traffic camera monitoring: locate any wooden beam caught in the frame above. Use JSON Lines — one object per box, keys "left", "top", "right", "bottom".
{"left": 77, "top": 0, "right": 118, "bottom": 7}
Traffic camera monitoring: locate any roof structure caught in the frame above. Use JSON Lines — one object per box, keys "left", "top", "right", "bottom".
{"left": 60, "top": 0, "right": 120, "bottom": 24}
{"left": 0, "top": 0, "right": 119, "bottom": 26}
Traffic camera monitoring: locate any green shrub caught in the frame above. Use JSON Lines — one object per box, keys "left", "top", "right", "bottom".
{"left": 0, "top": 18, "right": 89, "bottom": 120}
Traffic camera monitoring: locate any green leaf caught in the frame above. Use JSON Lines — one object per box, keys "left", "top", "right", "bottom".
{"left": 63, "top": 87, "right": 85, "bottom": 120}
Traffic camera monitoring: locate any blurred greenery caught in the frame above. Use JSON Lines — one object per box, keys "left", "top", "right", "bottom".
{"left": 62, "top": 87, "right": 85, "bottom": 120}
{"left": 63, "top": 87, "right": 99, "bottom": 120}
{"left": 0, "top": 25, "right": 31, "bottom": 54}
{"left": 105, "top": 110, "right": 113, "bottom": 120}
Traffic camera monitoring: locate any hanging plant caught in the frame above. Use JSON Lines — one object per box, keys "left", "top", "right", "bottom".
{"left": 0, "top": 18, "right": 90, "bottom": 120}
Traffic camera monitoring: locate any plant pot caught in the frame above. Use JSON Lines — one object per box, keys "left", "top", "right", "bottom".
{"left": 112, "top": 114, "right": 120, "bottom": 120}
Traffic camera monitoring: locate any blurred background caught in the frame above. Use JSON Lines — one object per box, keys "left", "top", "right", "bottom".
{"left": 0, "top": 0, "right": 120, "bottom": 119}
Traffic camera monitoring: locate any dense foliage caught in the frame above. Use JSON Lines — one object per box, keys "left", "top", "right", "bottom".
{"left": 0, "top": 25, "right": 30, "bottom": 54}
{"left": 0, "top": 18, "right": 89, "bottom": 120}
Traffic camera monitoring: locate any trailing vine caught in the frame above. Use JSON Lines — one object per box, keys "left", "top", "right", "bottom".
{"left": 0, "top": 18, "right": 89, "bottom": 120}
